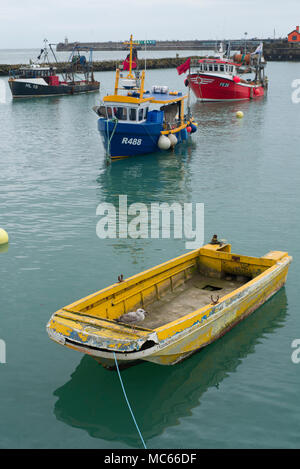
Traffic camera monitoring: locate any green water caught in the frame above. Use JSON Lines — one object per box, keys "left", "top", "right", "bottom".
{"left": 0, "top": 63, "right": 299, "bottom": 449}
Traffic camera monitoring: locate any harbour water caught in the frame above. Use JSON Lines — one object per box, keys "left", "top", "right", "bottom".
{"left": 0, "top": 58, "right": 300, "bottom": 448}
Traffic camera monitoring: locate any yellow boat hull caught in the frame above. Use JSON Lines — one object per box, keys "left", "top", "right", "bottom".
{"left": 46, "top": 240, "right": 292, "bottom": 368}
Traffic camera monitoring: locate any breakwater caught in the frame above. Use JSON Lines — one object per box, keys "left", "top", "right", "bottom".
{"left": 56, "top": 38, "right": 300, "bottom": 61}
{"left": 56, "top": 39, "right": 267, "bottom": 52}
{"left": 2, "top": 41, "right": 300, "bottom": 77}
{"left": 0, "top": 56, "right": 200, "bottom": 77}
{"left": 264, "top": 40, "right": 300, "bottom": 61}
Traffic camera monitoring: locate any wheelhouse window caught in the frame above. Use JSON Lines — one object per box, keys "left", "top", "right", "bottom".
{"left": 214, "top": 64, "right": 218, "bottom": 72}
{"left": 106, "top": 107, "right": 113, "bottom": 118}
{"left": 144, "top": 107, "right": 149, "bottom": 120}
{"left": 129, "top": 108, "right": 137, "bottom": 121}
{"left": 208, "top": 64, "right": 213, "bottom": 71}
{"left": 114, "top": 107, "right": 127, "bottom": 120}
{"left": 138, "top": 108, "right": 144, "bottom": 121}
{"left": 220, "top": 64, "right": 224, "bottom": 72}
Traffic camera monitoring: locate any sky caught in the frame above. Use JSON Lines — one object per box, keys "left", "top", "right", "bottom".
{"left": 0, "top": 0, "right": 298, "bottom": 49}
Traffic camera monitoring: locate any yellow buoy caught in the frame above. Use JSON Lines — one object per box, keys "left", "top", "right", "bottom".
{"left": 0, "top": 228, "right": 9, "bottom": 245}
{"left": 236, "top": 111, "right": 244, "bottom": 119}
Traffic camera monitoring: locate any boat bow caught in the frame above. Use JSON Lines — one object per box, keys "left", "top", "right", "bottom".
{"left": 47, "top": 309, "right": 159, "bottom": 354}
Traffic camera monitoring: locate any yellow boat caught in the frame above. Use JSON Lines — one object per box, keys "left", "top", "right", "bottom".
{"left": 46, "top": 237, "right": 292, "bottom": 368}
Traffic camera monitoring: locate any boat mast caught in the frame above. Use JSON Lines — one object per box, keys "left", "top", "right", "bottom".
{"left": 48, "top": 41, "right": 67, "bottom": 80}
{"left": 123, "top": 34, "right": 139, "bottom": 79}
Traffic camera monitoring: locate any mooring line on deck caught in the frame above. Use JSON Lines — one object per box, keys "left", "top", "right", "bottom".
{"left": 113, "top": 352, "right": 147, "bottom": 449}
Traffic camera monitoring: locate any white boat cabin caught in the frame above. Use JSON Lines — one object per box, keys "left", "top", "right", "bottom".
{"left": 11, "top": 65, "right": 57, "bottom": 79}
{"left": 102, "top": 102, "right": 150, "bottom": 123}
{"left": 192, "top": 59, "right": 239, "bottom": 78}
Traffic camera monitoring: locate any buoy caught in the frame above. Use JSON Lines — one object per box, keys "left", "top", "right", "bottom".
{"left": 168, "top": 133, "right": 178, "bottom": 147}
{"left": 236, "top": 111, "right": 244, "bottom": 119}
{"left": 158, "top": 134, "right": 171, "bottom": 150}
{"left": 0, "top": 228, "right": 9, "bottom": 245}
{"left": 186, "top": 126, "right": 192, "bottom": 133}
{"left": 233, "top": 75, "right": 241, "bottom": 83}
{"left": 190, "top": 122, "right": 197, "bottom": 133}
{"left": 254, "top": 88, "right": 260, "bottom": 95}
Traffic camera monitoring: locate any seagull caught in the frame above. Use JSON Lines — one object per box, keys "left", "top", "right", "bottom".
{"left": 116, "top": 308, "right": 147, "bottom": 324}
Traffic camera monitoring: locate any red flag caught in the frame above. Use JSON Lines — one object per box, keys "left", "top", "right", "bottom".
{"left": 123, "top": 55, "right": 137, "bottom": 71}
{"left": 176, "top": 58, "right": 191, "bottom": 75}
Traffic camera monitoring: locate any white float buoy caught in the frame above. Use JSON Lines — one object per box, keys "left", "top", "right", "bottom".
{"left": 168, "top": 133, "right": 178, "bottom": 147}
{"left": 236, "top": 111, "right": 244, "bottom": 119}
{"left": 158, "top": 135, "right": 171, "bottom": 150}
{"left": 0, "top": 228, "right": 9, "bottom": 245}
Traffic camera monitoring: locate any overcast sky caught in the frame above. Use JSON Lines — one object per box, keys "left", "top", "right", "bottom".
{"left": 0, "top": 0, "right": 298, "bottom": 48}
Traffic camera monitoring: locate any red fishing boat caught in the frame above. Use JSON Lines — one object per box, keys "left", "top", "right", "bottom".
{"left": 180, "top": 43, "right": 268, "bottom": 102}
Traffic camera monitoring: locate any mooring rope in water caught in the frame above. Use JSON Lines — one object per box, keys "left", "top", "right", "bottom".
{"left": 113, "top": 352, "right": 147, "bottom": 449}
{"left": 106, "top": 117, "right": 118, "bottom": 160}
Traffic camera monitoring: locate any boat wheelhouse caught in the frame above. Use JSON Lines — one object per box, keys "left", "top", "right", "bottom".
{"left": 93, "top": 35, "right": 197, "bottom": 160}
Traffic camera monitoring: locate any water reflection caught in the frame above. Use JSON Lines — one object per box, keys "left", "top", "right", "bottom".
{"left": 96, "top": 143, "right": 194, "bottom": 206}
{"left": 0, "top": 244, "right": 9, "bottom": 254}
{"left": 94, "top": 144, "right": 196, "bottom": 261}
{"left": 191, "top": 97, "right": 266, "bottom": 131}
{"left": 53, "top": 288, "right": 287, "bottom": 447}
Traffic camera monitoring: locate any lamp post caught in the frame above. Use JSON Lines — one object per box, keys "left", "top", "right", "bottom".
{"left": 244, "top": 32, "right": 248, "bottom": 54}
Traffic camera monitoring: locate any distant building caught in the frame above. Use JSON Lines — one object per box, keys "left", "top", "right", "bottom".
{"left": 64, "top": 37, "right": 69, "bottom": 45}
{"left": 288, "top": 26, "right": 300, "bottom": 42}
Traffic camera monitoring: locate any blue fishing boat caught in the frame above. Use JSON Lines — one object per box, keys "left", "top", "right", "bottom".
{"left": 93, "top": 35, "right": 197, "bottom": 160}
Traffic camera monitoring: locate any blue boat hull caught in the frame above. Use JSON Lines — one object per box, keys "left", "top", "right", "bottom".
{"left": 98, "top": 119, "right": 165, "bottom": 158}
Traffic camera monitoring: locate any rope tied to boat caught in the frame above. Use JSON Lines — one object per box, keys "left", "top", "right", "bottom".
{"left": 106, "top": 117, "right": 118, "bottom": 160}
{"left": 113, "top": 352, "right": 147, "bottom": 449}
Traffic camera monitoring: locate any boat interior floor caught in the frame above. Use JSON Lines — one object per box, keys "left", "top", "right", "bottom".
{"left": 141, "top": 273, "right": 249, "bottom": 329}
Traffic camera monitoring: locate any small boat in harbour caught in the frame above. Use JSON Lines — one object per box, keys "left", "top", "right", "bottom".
{"left": 183, "top": 42, "right": 268, "bottom": 102}
{"left": 8, "top": 40, "right": 100, "bottom": 98}
{"left": 46, "top": 236, "right": 292, "bottom": 369}
{"left": 93, "top": 35, "right": 197, "bottom": 160}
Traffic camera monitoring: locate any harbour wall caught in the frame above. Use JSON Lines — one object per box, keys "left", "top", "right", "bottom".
{"left": 263, "top": 41, "right": 300, "bottom": 61}
{"left": 56, "top": 39, "right": 268, "bottom": 52}
{"left": 0, "top": 56, "right": 200, "bottom": 77}
{"left": 1, "top": 40, "right": 300, "bottom": 77}
{"left": 56, "top": 39, "right": 300, "bottom": 61}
